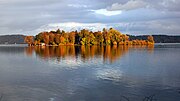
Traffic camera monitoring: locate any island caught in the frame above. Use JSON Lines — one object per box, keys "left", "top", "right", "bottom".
{"left": 24, "top": 28, "right": 154, "bottom": 46}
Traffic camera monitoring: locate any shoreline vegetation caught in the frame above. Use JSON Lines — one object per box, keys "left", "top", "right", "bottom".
{"left": 24, "top": 28, "right": 154, "bottom": 46}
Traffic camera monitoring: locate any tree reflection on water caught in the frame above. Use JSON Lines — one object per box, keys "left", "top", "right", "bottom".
{"left": 25, "top": 45, "right": 154, "bottom": 63}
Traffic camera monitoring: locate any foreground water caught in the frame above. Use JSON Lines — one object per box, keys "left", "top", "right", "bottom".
{"left": 0, "top": 44, "right": 180, "bottom": 101}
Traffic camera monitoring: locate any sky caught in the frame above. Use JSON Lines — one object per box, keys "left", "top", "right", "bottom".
{"left": 0, "top": 0, "right": 180, "bottom": 35}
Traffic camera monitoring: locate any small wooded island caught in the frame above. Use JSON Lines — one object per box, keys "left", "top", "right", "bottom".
{"left": 24, "top": 28, "right": 154, "bottom": 46}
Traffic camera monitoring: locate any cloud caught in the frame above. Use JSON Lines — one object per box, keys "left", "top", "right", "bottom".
{"left": 107, "top": 0, "right": 148, "bottom": 11}
{"left": 27, "top": 20, "right": 180, "bottom": 36}
{"left": 92, "top": 9, "right": 122, "bottom": 16}
{"left": 154, "top": 0, "right": 180, "bottom": 11}
{"left": 0, "top": 0, "right": 180, "bottom": 35}
{"left": 33, "top": 22, "right": 113, "bottom": 33}
{"left": 107, "top": 0, "right": 180, "bottom": 11}
{"left": 67, "top": 4, "right": 89, "bottom": 8}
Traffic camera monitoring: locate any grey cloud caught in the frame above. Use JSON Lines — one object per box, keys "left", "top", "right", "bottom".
{"left": 107, "top": 0, "right": 147, "bottom": 11}
{"left": 155, "top": 0, "right": 180, "bottom": 11}
{"left": 0, "top": 0, "right": 180, "bottom": 35}
{"left": 107, "top": 0, "right": 180, "bottom": 11}
{"left": 0, "top": 0, "right": 93, "bottom": 34}
{"left": 117, "top": 19, "right": 180, "bottom": 35}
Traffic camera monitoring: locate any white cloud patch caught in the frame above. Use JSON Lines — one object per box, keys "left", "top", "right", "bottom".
{"left": 35, "top": 22, "right": 113, "bottom": 33}
{"left": 92, "top": 9, "right": 122, "bottom": 16}
{"left": 107, "top": 0, "right": 148, "bottom": 11}
{"left": 67, "top": 4, "right": 89, "bottom": 8}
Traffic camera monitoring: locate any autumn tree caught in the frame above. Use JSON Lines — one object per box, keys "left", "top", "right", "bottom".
{"left": 35, "top": 32, "right": 44, "bottom": 42}
{"left": 56, "top": 29, "right": 61, "bottom": 34}
{"left": 94, "top": 31, "right": 104, "bottom": 45}
{"left": 49, "top": 33, "right": 55, "bottom": 45}
{"left": 69, "top": 32, "right": 75, "bottom": 44}
{"left": 59, "top": 36, "right": 66, "bottom": 45}
{"left": 43, "top": 32, "right": 49, "bottom": 45}
{"left": 147, "top": 35, "right": 154, "bottom": 43}
{"left": 55, "top": 34, "right": 61, "bottom": 45}
{"left": 62, "top": 31, "right": 69, "bottom": 44}
{"left": 24, "top": 36, "right": 34, "bottom": 46}
{"left": 103, "top": 28, "right": 111, "bottom": 45}
{"left": 89, "top": 32, "right": 97, "bottom": 45}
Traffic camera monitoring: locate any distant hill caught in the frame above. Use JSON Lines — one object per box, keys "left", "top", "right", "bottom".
{"left": 129, "top": 35, "right": 180, "bottom": 43}
{"left": 0, "top": 34, "right": 180, "bottom": 44}
{"left": 0, "top": 35, "right": 25, "bottom": 44}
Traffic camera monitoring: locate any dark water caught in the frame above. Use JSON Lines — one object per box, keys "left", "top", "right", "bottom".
{"left": 0, "top": 44, "right": 180, "bottom": 101}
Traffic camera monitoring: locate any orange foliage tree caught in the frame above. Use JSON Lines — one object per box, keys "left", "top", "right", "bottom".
{"left": 24, "top": 36, "right": 34, "bottom": 46}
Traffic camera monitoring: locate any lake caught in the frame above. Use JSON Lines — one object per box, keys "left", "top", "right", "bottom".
{"left": 0, "top": 44, "right": 180, "bottom": 101}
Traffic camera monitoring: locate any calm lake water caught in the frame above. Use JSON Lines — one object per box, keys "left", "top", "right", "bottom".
{"left": 0, "top": 44, "right": 180, "bottom": 101}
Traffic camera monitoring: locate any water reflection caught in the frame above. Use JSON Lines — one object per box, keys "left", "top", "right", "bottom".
{"left": 1, "top": 44, "right": 180, "bottom": 101}
{"left": 25, "top": 45, "right": 154, "bottom": 63}
{"left": 0, "top": 46, "right": 25, "bottom": 54}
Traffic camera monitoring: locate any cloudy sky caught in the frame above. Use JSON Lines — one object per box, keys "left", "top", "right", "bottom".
{"left": 0, "top": 0, "right": 180, "bottom": 35}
